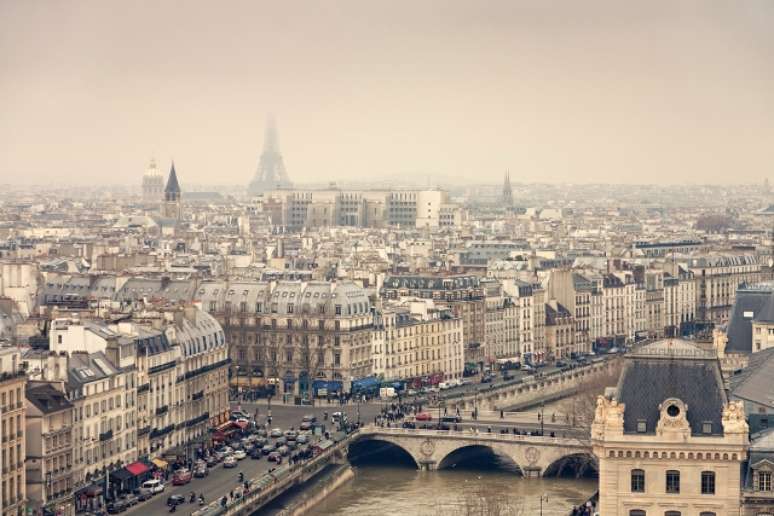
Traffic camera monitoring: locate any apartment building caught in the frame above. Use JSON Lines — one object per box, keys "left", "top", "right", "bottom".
{"left": 200, "top": 280, "right": 372, "bottom": 396}
{"left": 0, "top": 347, "right": 26, "bottom": 516}
{"left": 688, "top": 254, "right": 762, "bottom": 326}
{"left": 372, "top": 299, "right": 463, "bottom": 382}
{"left": 381, "top": 274, "right": 486, "bottom": 364}
{"left": 25, "top": 383, "right": 74, "bottom": 516}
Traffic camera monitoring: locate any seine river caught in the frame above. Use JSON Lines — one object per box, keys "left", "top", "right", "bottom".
{"left": 308, "top": 445, "right": 597, "bottom": 516}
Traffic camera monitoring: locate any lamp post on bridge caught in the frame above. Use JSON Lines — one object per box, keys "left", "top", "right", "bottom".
{"left": 539, "top": 493, "right": 549, "bottom": 516}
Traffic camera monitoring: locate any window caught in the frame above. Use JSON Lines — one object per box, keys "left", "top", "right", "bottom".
{"left": 335, "top": 305, "right": 342, "bottom": 315}
{"left": 702, "top": 422, "right": 713, "bottom": 434}
{"left": 701, "top": 471, "right": 715, "bottom": 495}
{"left": 629, "top": 510, "right": 646, "bottom": 516}
{"left": 631, "top": 469, "right": 645, "bottom": 492}
{"left": 636, "top": 420, "right": 647, "bottom": 433}
{"left": 699, "top": 513, "right": 716, "bottom": 516}
{"left": 757, "top": 471, "right": 772, "bottom": 491}
{"left": 666, "top": 470, "right": 680, "bottom": 494}
{"left": 664, "top": 512, "right": 681, "bottom": 516}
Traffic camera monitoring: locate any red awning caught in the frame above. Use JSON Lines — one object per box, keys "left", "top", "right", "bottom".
{"left": 126, "top": 461, "right": 150, "bottom": 476}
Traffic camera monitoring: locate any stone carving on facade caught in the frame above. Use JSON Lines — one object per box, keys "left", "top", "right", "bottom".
{"left": 591, "top": 395, "right": 625, "bottom": 440}
{"left": 722, "top": 400, "right": 749, "bottom": 435}
{"left": 420, "top": 439, "right": 435, "bottom": 457}
{"left": 656, "top": 398, "right": 690, "bottom": 437}
{"left": 524, "top": 446, "right": 539, "bottom": 466}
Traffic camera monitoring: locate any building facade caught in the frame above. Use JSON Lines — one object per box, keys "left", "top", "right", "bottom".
{"left": 0, "top": 348, "right": 26, "bottom": 516}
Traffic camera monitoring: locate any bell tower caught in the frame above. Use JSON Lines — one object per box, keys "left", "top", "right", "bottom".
{"left": 162, "top": 161, "right": 182, "bottom": 220}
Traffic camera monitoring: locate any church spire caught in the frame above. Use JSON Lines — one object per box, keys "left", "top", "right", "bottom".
{"left": 165, "top": 161, "right": 181, "bottom": 201}
{"left": 502, "top": 171, "right": 513, "bottom": 207}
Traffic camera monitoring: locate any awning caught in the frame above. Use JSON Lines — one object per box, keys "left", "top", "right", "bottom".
{"left": 126, "top": 461, "right": 149, "bottom": 476}
{"left": 151, "top": 458, "right": 168, "bottom": 470}
{"left": 109, "top": 468, "right": 133, "bottom": 482}
{"left": 352, "top": 376, "right": 380, "bottom": 391}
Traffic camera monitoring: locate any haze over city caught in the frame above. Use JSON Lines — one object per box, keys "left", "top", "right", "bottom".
{"left": 2, "top": 0, "right": 774, "bottom": 187}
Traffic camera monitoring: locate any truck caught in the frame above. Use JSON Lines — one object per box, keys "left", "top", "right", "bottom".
{"left": 379, "top": 387, "right": 397, "bottom": 399}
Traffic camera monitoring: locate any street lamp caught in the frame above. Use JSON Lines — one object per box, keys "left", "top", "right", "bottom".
{"left": 539, "top": 493, "right": 549, "bottom": 516}
{"left": 538, "top": 401, "right": 545, "bottom": 436}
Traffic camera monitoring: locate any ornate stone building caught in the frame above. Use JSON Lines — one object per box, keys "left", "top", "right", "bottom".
{"left": 199, "top": 280, "right": 372, "bottom": 396}
{"left": 592, "top": 339, "right": 749, "bottom": 516}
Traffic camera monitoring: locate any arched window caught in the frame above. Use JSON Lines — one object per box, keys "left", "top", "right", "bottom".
{"left": 701, "top": 471, "right": 716, "bottom": 495}
{"left": 699, "top": 512, "right": 716, "bottom": 516}
{"left": 665, "top": 512, "right": 681, "bottom": 516}
{"left": 666, "top": 470, "right": 680, "bottom": 494}
{"left": 629, "top": 511, "right": 646, "bottom": 516}
{"left": 631, "top": 469, "right": 645, "bottom": 493}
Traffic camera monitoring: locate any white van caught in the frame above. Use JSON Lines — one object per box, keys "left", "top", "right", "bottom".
{"left": 439, "top": 382, "right": 450, "bottom": 390}
{"left": 140, "top": 479, "right": 165, "bottom": 495}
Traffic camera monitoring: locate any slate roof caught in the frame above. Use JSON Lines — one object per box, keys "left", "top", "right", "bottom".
{"left": 165, "top": 162, "right": 181, "bottom": 194}
{"left": 26, "top": 384, "right": 73, "bottom": 414}
{"left": 726, "top": 285, "right": 774, "bottom": 354}
{"left": 729, "top": 347, "right": 774, "bottom": 409}
{"left": 616, "top": 339, "right": 727, "bottom": 436}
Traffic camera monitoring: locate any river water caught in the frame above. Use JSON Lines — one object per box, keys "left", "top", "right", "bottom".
{"left": 308, "top": 444, "right": 597, "bottom": 516}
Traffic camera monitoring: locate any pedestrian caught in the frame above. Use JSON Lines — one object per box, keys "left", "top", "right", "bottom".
{"left": 500, "top": 409, "right": 504, "bottom": 419}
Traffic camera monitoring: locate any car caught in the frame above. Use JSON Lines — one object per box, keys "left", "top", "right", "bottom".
{"left": 193, "top": 466, "right": 208, "bottom": 478}
{"left": 441, "top": 415, "right": 462, "bottom": 424}
{"left": 267, "top": 451, "right": 282, "bottom": 463}
{"left": 249, "top": 448, "right": 262, "bottom": 460}
{"left": 140, "top": 479, "right": 165, "bottom": 495}
{"left": 223, "top": 456, "right": 238, "bottom": 468}
{"left": 286, "top": 440, "right": 298, "bottom": 450}
{"left": 275, "top": 436, "right": 287, "bottom": 446}
{"left": 521, "top": 364, "right": 535, "bottom": 372}
{"left": 172, "top": 468, "right": 192, "bottom": 486}
{"left": 123, "top": 494, "right": 139, "bottom": 507}
{"left": 406, "top": 388, "right": 417, "bottom": 396}
{"left": 166, "top": 495, "right": 186, "bottom": 507}
{"left": 205, "top": 455, "right": 217, "bottom": 467}
{"left": 262, "top": 444, "right": 276, "bottom": 455}
{"left": 233, "top": 449, "right": 247, "bottom": 460}
{"left": 480, "top": 375, "right": 493, "bottom": 383}
{"left": 302, "top": 414, "right": 317, "bottom": 423}
{"left": 284, "top": 429, "right": 297, "bottom": 439}
{"left": 300, "top": 421, "right": 312, "bottom": 430}
{"left": 555, "top": 360, "right": 567, "bottom": 367}
{"left": 296, "top": 434, "right": 310, "bottom": 444}
{"left": 270, "top": 428, "right": 283, "bottom": 438}
{"left": 277, "top": 445, "right": 290, "bottom": 456}
{"left": 106, "top": 500, "right": 127, "bottom": 514}
{"left": 415, "top": 412, "right": 433, "bottom": 421}
{"left": 137, "top": 490, "right": 153, "bottom": 502}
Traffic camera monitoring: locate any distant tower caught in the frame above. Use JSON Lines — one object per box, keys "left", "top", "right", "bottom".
{"left": 502, "top": 171, "right": 513, "bottom": 207}
{"left": 248, "top": 116, "right": 292, "bottom": 195}
{"left": 142, "top": 158, "right": 163, "bottom": 200}
{"left": 162, "top": 161, "right": 182, "bottom": 220}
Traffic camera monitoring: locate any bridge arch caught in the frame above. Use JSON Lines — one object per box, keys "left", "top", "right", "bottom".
{"left": 541, "top": 452, "right": 598, "bottom": 478}
{"left": 437, "top": 443, "right": 523, "bottom": 475}
{"left": 348, "top": 436, "right": 421, "bottom": 469}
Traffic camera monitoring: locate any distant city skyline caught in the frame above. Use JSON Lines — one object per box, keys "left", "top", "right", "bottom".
{"left": 2, "top": 0, "right": 773, "bottom": 186}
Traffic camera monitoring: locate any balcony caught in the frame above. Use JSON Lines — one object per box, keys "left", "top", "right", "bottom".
{"left": 191, "top": 390, "right": 204, "bottom": 401}
{"left": 137, "top": 383, "right": 150, "bottom": 394}
{"left": 150, "top": 424, "right": 174, "bottom": 439}
{"left": 99, "top": 429, "right": 113, "bottom": 442}
{"left": 155, "top": 405, "right": 168, "bottom": 416}
{"left": 137, "top": 426, "right": 151, "bottom": 436}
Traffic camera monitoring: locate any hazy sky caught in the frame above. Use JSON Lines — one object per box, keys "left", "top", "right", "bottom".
{"left": 2, "top": 0, "right": 773, "bottom": 186}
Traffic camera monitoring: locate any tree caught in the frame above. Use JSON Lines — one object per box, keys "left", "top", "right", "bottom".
{"left": 556, "top": 360, "right": 623, "bottom": 438}
{"left": 435, "top": 482, "right": 525, "bottom": 516}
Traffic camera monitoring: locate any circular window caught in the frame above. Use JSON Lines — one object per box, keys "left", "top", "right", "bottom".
{"left": 667, "top": 404, "right": 680, "bottom": 417}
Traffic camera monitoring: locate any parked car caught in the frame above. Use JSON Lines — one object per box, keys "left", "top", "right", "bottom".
{"left": 270, "top": 428, "right": 283, "bottom": 438}
{"left": 415, "top": 412, "right": 433, "bottom": 421}
{"left": 267, "top": 451, "right": 282, "bottom": 463}
{"left": 166, "top": 494, "right": 186, "bottom": 507}
{"left": 223, "top": 456, "right": 238, "bottom": 468}
{"left": 296, "top": 434, "right": 310, "bottom": 444}
{"left": 233, "top": 449, "right": 247, "bottom": 460}
{"left": 172, "top": 468, "right": 192, "bottom": 486}
{"left": 193, "top": 465, "right": 208, "bottom": 478}
{"left": 205, "top": 455, "right": 217, "bottom": 467}
{"left": 441, "top": 415, "right": 462, "bottom": 424}
{"left": 275, "top": 436, "right": 287, "bottom": 446}
{"left": 137, "top": 490, "right": 153, "bottom": 502}
{"left": 140, "top": 479, "right": 165, "bottom": 495}
{"left": 249, "top": 448, "right": 262, "bottom": 460}
{"left": 262, "top": 444, "right": 276, "bottom": 455}
{"left": 277, "top": 445, "right": 290, "bottom": 456}
{"left": 123, "top": 494, "right": 139, "bottom": 507}
{"left": 284, "top": 429, "right": 298, "bottom": 439}
{"left": 555, "top": 360, "right": 567, "bottom": 367}
{"left": 106, "top": 500, "right": 127, "bottom": 514}
{"left": 480, "top": 375, "right": 493, "bottom": 383}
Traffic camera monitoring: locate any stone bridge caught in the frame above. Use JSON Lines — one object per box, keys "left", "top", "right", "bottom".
{"left": 443, "top": 356, "right": 620, "bottom": 413}
{"left": 352, "top": 425, "right": 596, "bottom": 477}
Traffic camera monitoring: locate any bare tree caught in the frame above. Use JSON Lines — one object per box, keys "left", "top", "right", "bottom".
{"left": 434, "top": 483, "right": 525, "bottom": 516}
{"left": 557, "top": 360, "right": 622, "bottom": 438}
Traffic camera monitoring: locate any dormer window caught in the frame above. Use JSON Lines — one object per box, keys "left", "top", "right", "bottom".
{"left": 636, "top": 420, "right": 647, "bottom": 433}
{"left": 702, "top": 421, "right": 713, "bottom": 434}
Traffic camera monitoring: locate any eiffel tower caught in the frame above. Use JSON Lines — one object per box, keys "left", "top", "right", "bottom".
{"left": 248, "top": 117, "right": 292, "bottom": 195}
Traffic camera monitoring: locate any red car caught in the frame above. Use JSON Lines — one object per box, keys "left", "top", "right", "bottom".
{"left": 415, "top": 412, "right": 433, "bottom": 421}
{"left": 171, "top": 468, "right": 192, "bottom": 486}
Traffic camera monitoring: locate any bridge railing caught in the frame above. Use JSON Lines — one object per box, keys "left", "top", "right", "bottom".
{"left": 440, "top": 355, "right": 615, "bottom": 402}
{"left": 360, "top": 424, "right": 589, "bottom": 448}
